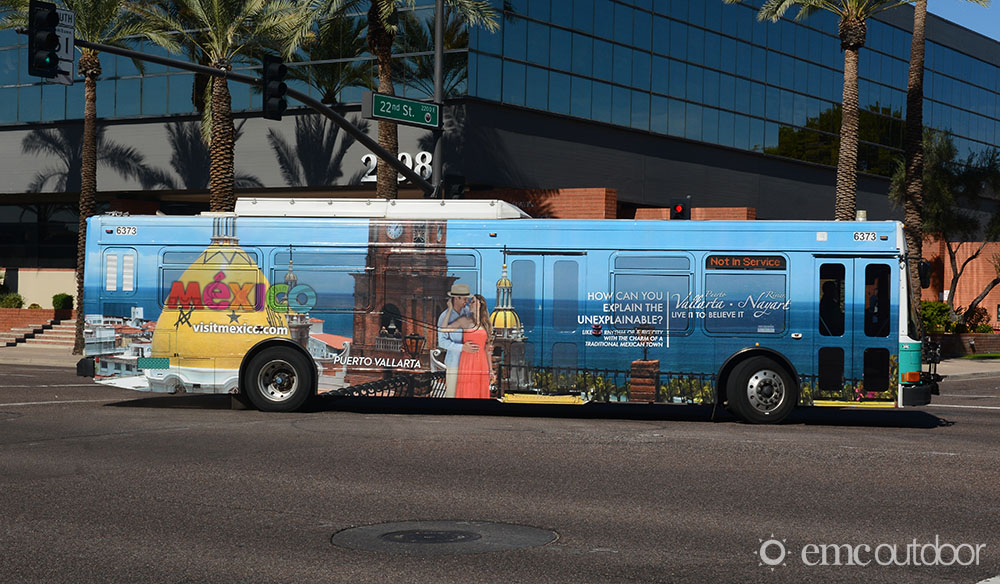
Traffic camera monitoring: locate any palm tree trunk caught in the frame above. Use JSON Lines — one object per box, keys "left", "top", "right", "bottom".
{"left": 74, "top": 51, "right": 101, "bottom": 355}
{"left": 209, "top": 71, "right": 236, "bottom": 212}
{"left": 835, "top": 18, "right": 866, "bottom": 222}
{"left": 370, "top": 1, "right": 399, "bottom": 200}
{"left": 835, "top": 47, "right": 860, "bottom": 221}
{"left": 904, "top": 0, "right": 927, "bottom": 337}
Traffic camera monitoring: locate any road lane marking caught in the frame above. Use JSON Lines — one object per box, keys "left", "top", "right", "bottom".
{"left": 1, "top": 384, "right": 100, "bottom": 389}
{"left": 928, "top": 404, "right": 1000, "bottom": 410}
{"left": 0, "top": 399, "right": 111, "bottom": 407}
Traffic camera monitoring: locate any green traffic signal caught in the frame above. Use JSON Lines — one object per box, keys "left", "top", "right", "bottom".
{"left": 28, "top": 0, "right": 61, "bottom": 78}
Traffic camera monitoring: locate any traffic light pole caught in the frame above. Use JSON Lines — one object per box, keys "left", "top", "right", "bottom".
{"left": 72, "top": 38, "right": 435, "bottom": 195}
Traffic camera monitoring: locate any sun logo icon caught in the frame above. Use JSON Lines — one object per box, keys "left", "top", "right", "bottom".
{"left": 757, "top": 535, "right": 787, "bottom": 571}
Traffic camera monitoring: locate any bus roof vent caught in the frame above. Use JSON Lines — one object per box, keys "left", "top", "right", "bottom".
{"left": 233, "top": 198, "right": 531, "bottom": 220}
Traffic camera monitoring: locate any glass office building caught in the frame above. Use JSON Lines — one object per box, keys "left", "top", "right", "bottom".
{"left": 1, "top": 0, "right": 999, "bottom": 268}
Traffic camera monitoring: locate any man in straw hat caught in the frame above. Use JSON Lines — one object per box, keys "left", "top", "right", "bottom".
{"left": 437, "top": 283, "right": 478, "bottom": 398}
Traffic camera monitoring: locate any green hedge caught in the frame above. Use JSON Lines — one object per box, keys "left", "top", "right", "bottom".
{"left": 52, "top": 293, "right": 73, "bottom": 310}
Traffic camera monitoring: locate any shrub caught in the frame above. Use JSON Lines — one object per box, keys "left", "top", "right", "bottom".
{"left": 975, "top": 323, "right": 995, "bottom": 333}
{"left": 52, "top": 293, "right": 73, "bottom": 310}
{"left": 28, "top": 303, "right": 42, "bottom": 309}
{"left": 963, "top": 305, "right": 991, "bottom": 330}
{"left": 921, "top": 301, "right": 954, "bottom": 333}
{"left": 0, "top": 293, "right": 25, "bottom": 308}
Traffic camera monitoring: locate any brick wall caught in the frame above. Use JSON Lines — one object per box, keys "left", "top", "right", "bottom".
{"left": 928, "top": 333, "right": 1000, "bottom": 358}
{"left": 0, "top": 309, "right": 75, "bottom": 333}
{"left": 472, "top": 188, "right": 618, "bottom": 219}
{"left": 921, "top": 235, "right": 1000, "bottom": 327}
{"left": 634, "top": 207, "right": 757, "bottom": 220}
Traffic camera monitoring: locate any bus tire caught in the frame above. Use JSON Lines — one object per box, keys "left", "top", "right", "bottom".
{"left": 242, "top": 347, "right": 313, "bottom": 412}
{"left": 727, "top": 356, "right": 795, "bottom": 424}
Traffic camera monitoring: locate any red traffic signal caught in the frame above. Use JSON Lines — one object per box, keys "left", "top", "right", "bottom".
{"left": 670, "top": 198, "right": 690, "bottom": 220}
{"left": 262, "top": 55, "right": 287, "bottom": 121}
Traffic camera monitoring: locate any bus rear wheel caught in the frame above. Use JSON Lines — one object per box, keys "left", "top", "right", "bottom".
{"left": 727, "top": 357, "right": 796, "bottom": 424}
{"left": 243, "top": 347, "right": 313, "bottom": 412}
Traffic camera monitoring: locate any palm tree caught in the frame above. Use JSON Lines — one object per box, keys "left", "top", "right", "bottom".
{"left": 291, "top": 11, "right": 371, "bottom": 104}
{"left": 395, "top": 9, "right": 471, "bottom": 98}
{"left": 1, "top": 0, "right": 179, "bottom": 354}
{"left": 267, "top": 114, "right": 369, "bottom": 186}
{"left": 131, "top": 0, "right": 312, "bottom": 212}
{"left": 902, "top": 0, "right": 989, "bottom": 336}
{"left": 162, "top": 120, "right": 263, "bottom": 190}
{"left": 727, "top": 0, "right": 910, "bottom": 221}
{"left": 314, "top": 0, "right": 497, "bottom": 199}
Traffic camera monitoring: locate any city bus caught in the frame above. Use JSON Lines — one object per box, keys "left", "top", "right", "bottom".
{"left": 79, "top": 197, "right": 936, "bottom": 423}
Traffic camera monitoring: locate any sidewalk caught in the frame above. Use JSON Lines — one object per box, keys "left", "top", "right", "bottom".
{"left": 3, "top": 343, "right": 1000, "bottom": 381}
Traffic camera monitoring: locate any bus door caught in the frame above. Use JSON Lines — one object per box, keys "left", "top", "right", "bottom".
{"left": 815, "top": 259, "right": 853, "bottom": 398}
{"left": 814, "top": 258, "right": 897, "bottom": 399}
{"left": 853, "top": 258, "right": 897, "bottom": 398}
{"left": 508, "top": 252, "right": 586, "bottom": 376}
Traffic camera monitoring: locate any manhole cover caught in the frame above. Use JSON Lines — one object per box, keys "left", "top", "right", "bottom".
{"left": 332, "top": 520, "right": 558, "bottom": 555}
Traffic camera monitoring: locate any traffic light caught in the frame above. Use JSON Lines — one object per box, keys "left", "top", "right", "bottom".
{"left": 28, "top": 0, "right": 60, "bottom": 79}
{"left": 670, "top": 197, "right": 690, "bottom": 220}
{"left": 262, "top": 56, "right": 287, "bottom": 121}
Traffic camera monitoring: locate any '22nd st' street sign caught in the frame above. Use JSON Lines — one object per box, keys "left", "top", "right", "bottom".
{"left": 362, "top": 91, "right": 441, "bottom": 130}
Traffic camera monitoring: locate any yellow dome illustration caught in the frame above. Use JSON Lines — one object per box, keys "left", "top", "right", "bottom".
{"left": 152, "top": 217, "right": 289, "bottom": 373}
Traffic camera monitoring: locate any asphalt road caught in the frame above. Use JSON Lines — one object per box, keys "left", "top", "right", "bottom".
{"left": 1, "top": 364, "right": 997, "bottom": 584}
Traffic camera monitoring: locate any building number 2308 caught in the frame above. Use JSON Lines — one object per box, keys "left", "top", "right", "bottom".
{"left": 361, "top": 151, "right": 432, "bottom": 183}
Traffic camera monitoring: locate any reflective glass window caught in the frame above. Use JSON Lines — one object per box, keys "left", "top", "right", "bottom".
{"left": 735, "top": 78, "right": 751, "bottom": 114}
{"left": 669, "top": 20, "right": 686, "bottom": 60}
{"left": 631, "top": 90, "right": 649, "bottom": 130}
{"left": 702, "top": 106, "right": 718, "bottom": 143}
{"left": 612, "top": 85, "right": 630, "bottom": 126}
{"left": 595, "top": 0, "right": 614, "bottom": 39}
{"left": 117, "top": 78, "right": 141, "bottom": 117}
{"left": 527, "top": 21, "right": 550, "bottom": 66}
{"left": 779, "top": 89, "right": 793, "bottom": 125}
{"left": 668, "top": 59, "right": 685, "bottom": 98}
{"left": 0, "top": 48, "right": 17, "bottom": 86}
{"left": 686, "top": 65, "right": 702, "bottom": 103}
{"left": 614, "top": 3, "right": 633, "bottom": 45}
{"left": 574, "top": 0, "right": 595, "bottom": 33}
{"left": 142, "top": 77, "right": 168, "bottom": 116}
{"left": 502, "top": 60, "right": 525, "bottom": 105}
{"left": 765, "top": 122, "right": 778, "bottom": 149}
{"left": 687, "top": 27, "right": 704, "bottom": 65}
{"left": 668, "top": 0, "right": 687, "bottom": 21}
{"left": 633, "top": 10, "right": 651, "bottom": 51}
{"left": 572, "top": 33, "right": 593, "bottom": 76}
{"left": 549, "top": 71, "right": 571, "bottom": 115}
{"left": 750, "top": 81, "right": 765, "bottom": 117}
{"left": 528, "top": 0, "right": 550, "bottom": 21}
{"left": 592, "top": 81, "right": 612, "bottom": 122}
{"left": 652, "top": 16, "right": 669, "bottom": 55}
{"left": 652, "top": 55, "right": 668, "bottom": 94}
{"left": 687, "top": 0, "right": 704, "bottom": 26}
{"left": 571, "top": 76, "right": 592, "bottom": 118}
{"left": 734, "top": 113, "right": 750, "bottom": 150}
{"left": 613, "top": 44, "right": 632, "bottom": 85}
{"left": 18, "top": 84, "right": 40, "bottom": 122}
{"left": 752, "top": 45, "right": 766, "bottom": 81}
{"left": 750, "top": 117, "right": 765, "bottom": 151}
{"left": 724, "top": 37, "right": 740, "bottom": 75}
{"left": 780, "top": 54, "right": 795, "bottom": 89}
{"left": 41, "top": 84, "right": 64, "bottom": 121}
{"left": 766, "top": 51, "right": 780, "bottom": 86}
{"left": 477, "top": 19, "right": 502, "bottom": 54}
{"left": 550, "top": 28, "right": 571, "bottom": 71}
{"left": 632, "top": 50, "right": 650, "bottom": 91}
{"left": 651, "top": 94, "right": 668, "bottom": 133}
{"left": 594, "top": 39, "right": 612, "bottom": 81}
{"left": 66, "top": 84, "right": 83, "bottom": 119}
{"left": 765, "top": 85, "right": 779, "bottom": 120}
{"left": 685, "top": 103, "right": 702, "bottom": 140}
{"left": 477, "top": 54, "right": 501, "bottom": 101}
{"left": 168, "top": 74, "right": 195, "bottom": 115}
{"left": 503, "top": 15, "right": 526, "bottom": 61}
{"left": 0, "top": 86, "right": 15, "bottom": 122}
{"left": 525, "top": 65, "right": 548, "bottom": 110}
{"left": 719, "top": 73, "right": 735, "bottom": 111}
{"left": 704, "top": 31, "right": 721, "bottom": 71}
{"left": 668, "top": 98, "right": 685, "bottom": 136}
{"left": 703, "top": 69, "right": 719, "bottom": 108}
{"left": 551, "top": 1, "right": 571, "bottom": 27}
{"left": 97, "top": 79, "right": 114, "bottom": 118}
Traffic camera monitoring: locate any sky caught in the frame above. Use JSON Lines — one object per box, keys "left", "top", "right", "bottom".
{"left": 928, "top": 1, "right": 1000, "bottom": 42}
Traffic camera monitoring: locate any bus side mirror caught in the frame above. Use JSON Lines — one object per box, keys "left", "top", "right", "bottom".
{"left": 918, "top": 260, "right": 931, "bottom": 289}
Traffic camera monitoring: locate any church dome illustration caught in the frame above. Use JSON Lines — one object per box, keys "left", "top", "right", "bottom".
{"left": 152, "top": 216, "right": 288, "bottom": 375}
{"left": 489, "top": 263, "right": 524, "bottom": 340}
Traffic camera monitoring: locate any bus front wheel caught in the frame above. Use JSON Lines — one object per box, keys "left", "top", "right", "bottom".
{"left": 727, "top": 357, "right": 796, "bottom": 424}
{"left": 242, "top": 347, "right": 313, "bottom": 412}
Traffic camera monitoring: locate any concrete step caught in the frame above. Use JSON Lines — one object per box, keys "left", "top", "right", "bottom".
{"left": 24, "top": 336, "right": 75, "bottom": 346}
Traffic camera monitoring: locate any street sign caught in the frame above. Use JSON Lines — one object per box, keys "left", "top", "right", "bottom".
{"left": 53, "top": 8, "right": 74, "bottom": 86}
{"left": 362, "top": 91, "right": 440, "bottom": 129}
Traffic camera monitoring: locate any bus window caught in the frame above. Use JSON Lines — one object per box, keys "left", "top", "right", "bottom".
{"left": 818, "top": 347, "right": 844, "bottom": 392}
{"left": 864, "top": 348, "right": 890, "bottom": 392}
{"left": 704, "top": 273, "right": 787, "bottom": 334}
{"left": 511, "top": 260, "right": 536, "bottom": 331}
{"left": 553, "top": 260, "right": 579, "bottom": 332}
{"left": 864, "top": 264, "right": 890, "bottom": 337}
{"left": 819, "top": 264, "right": 845, "bottom": 336}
